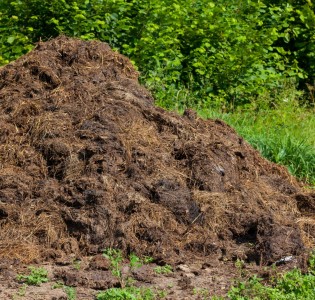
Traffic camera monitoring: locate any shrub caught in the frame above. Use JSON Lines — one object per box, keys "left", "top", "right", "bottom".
{"left": 1, "top": 0, "right": 315, "bottom": 109}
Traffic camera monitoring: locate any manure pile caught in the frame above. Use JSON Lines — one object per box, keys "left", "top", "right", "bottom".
{"left": 0, "top": 36, "right": 314, "bottom": 265}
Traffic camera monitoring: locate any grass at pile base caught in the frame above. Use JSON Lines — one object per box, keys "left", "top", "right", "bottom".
{"left": 198, "top": 105, "right": 315, "bottom": 187}
{"left": 213, "top": 254, "right": 315, "bottom": 300}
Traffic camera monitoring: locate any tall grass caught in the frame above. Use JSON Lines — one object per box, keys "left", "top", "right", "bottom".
{"left": 199, "top": 106, "right": 315, "bottom": 186}
{"left": 151, "top": 82, "right": 315, "bottom": 187}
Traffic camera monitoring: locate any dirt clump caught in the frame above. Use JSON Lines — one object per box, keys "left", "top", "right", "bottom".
{"left": 0, "top": 36, "right": 313, "bottom": 268}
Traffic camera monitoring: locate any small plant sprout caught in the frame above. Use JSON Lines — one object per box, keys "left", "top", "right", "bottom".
{"left": 96, "top": 287, "right": 155, "bottom": 300}
{"left": 143, "top": 256, "right": 154, "bottom": 264}
{"left": 193, "top": 288, "right": 210, "bottom": 298}
{"left": 13, "top": 284, "right": 27, "bottom": 299}
{"left": 17, "top": 266, "right": 48, "bottom": 286}
{"left": 103, "top": 248, "right": 123, "bottom": 278}
{"left": 129, "top": 253, "right": 154, "bottom": 269}
{"left": 154, "top": 264, "right": 173, "bottom": 275}
{"left": 73, "top": 259, "right": 81, "bottom": 270}
{"left": 129, "top": 253, "right": 142, "bottom": 269}
{"left": 53, "top": 282, "right": 76, "bottom": 300}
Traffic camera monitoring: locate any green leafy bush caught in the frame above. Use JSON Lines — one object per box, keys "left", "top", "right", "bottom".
{"left": 1, "top": 0, "right": 315, "bottom": 109}
{"left": 1, "top": 0, "right": 314, "bottom": 186}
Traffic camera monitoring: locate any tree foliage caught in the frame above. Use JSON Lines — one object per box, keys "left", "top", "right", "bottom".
{"left": 0, "top": 0, "right": 314, "bottom": 108}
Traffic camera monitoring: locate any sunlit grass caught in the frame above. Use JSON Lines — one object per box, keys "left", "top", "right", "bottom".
{"left": 198, "top": 105, "right": 315, "bottom": 186}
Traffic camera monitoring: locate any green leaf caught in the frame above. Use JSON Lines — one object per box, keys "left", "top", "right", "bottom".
{"left": 74, "top": 14, "right": 86, "bottom": 21}
{"left": 7, "top": 36, "right": 15, "bottom": 44}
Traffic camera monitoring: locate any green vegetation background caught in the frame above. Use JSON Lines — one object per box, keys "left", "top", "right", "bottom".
{"left": 0, "top": 0, "right": 314, "bottom": 185}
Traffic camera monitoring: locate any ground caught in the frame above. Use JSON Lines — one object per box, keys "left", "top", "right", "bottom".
{"left": 0, "top": 253, "right": 305, "bottom": 299}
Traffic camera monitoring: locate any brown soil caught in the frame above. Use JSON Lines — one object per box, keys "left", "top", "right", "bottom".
{"left": 0, "top": 36, "right": 314, "bottom": 298}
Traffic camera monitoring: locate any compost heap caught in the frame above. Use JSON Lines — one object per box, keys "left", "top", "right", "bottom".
{"left": 0, "top": 36, "right": 314, "bottom": 266}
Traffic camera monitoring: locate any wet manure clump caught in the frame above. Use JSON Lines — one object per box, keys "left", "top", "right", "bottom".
{"left": 0, "top": 36, "right": 314, "bottom": 265}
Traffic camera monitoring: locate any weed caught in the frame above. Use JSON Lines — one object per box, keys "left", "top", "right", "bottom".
{"left": 52, "top": 282, "right": 63, "bottom": 288}
{"left": 96, "top": 286, "right": 155, "bottom": 300}
{"left": 97, "top": 250, "right": 169, "bottom": 299}
{"left": 193, "top": 288, "right": 210, "bottom": 299}
{"left": 235, "top": 259, "right": 247, "bottom": 278}
{"left": 64, "top": 286, "right": 76, "bottom": 300}
{"left": 103, "top": 249, "right": 151, "bottom": 288}
{"left": 12, "top": 284, "right": 27, "bottom": 299}
{"left": 129, "top": 253, "right": 154, "bottom": 268}
{"left": 156, "top": 289, "right": 168, "bottom": 298}
{"left": 221, "top": 264, "right": 315, "bottom": 299}
{"left": 17, "top": 284, "right": 27, "bottom": 296}
{"left": 72, "top": 259, "right": 81, "bottom": 271}
{"left": 309, "top": 251, "right": 315, "bottom": 273}
{"left": 17, "top": 267, "right": 48, "bottom": 286}
{"left": 154, "top": 265, "right": 172, "bottom": 275}
{"left": 235, "top": 259, "right": 244, "bottom": 270}
{"left": 53, "top": 282, "right": 76, "bottom": 300}
{"left": 103, "top": 248, "right": 123, "bottom": 278}
{"left": 143, "top": 256, "right": 154, "bottom": 264}
{"left": 212, "top": 253, "right": 315, "bottom": 299}
{"left": 124, "top": 276, "right": 136, "bottom": 287}
{"left": 129, "top": 253, "right": 143, "bottom": 269}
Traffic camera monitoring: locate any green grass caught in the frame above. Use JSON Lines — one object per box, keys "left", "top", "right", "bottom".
{"left": 211, "top": 253, "right": 315, "bottom": 300}
{"left": 213, "top": 270, "right": 315, "bottom": 300}
{"left": 199, "top": 105, "right": 315, "bottom": 186}
{"left": 214, "top": 272, "right": 315, "bottom": 300}
{"left": 153, "top": 80, "right": 315, "bottom": 187}
{"left": 177, "top": 93, "right": 314, "bottom": 187}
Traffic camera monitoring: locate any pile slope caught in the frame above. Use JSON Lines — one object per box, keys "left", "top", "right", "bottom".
{"left": 0, "top": 36, "right": 314, "bottom": 265}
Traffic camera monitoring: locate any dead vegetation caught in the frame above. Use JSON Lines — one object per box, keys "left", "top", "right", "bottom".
{"left": 0, "top": 36, "right": 314, "bottom": 266}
